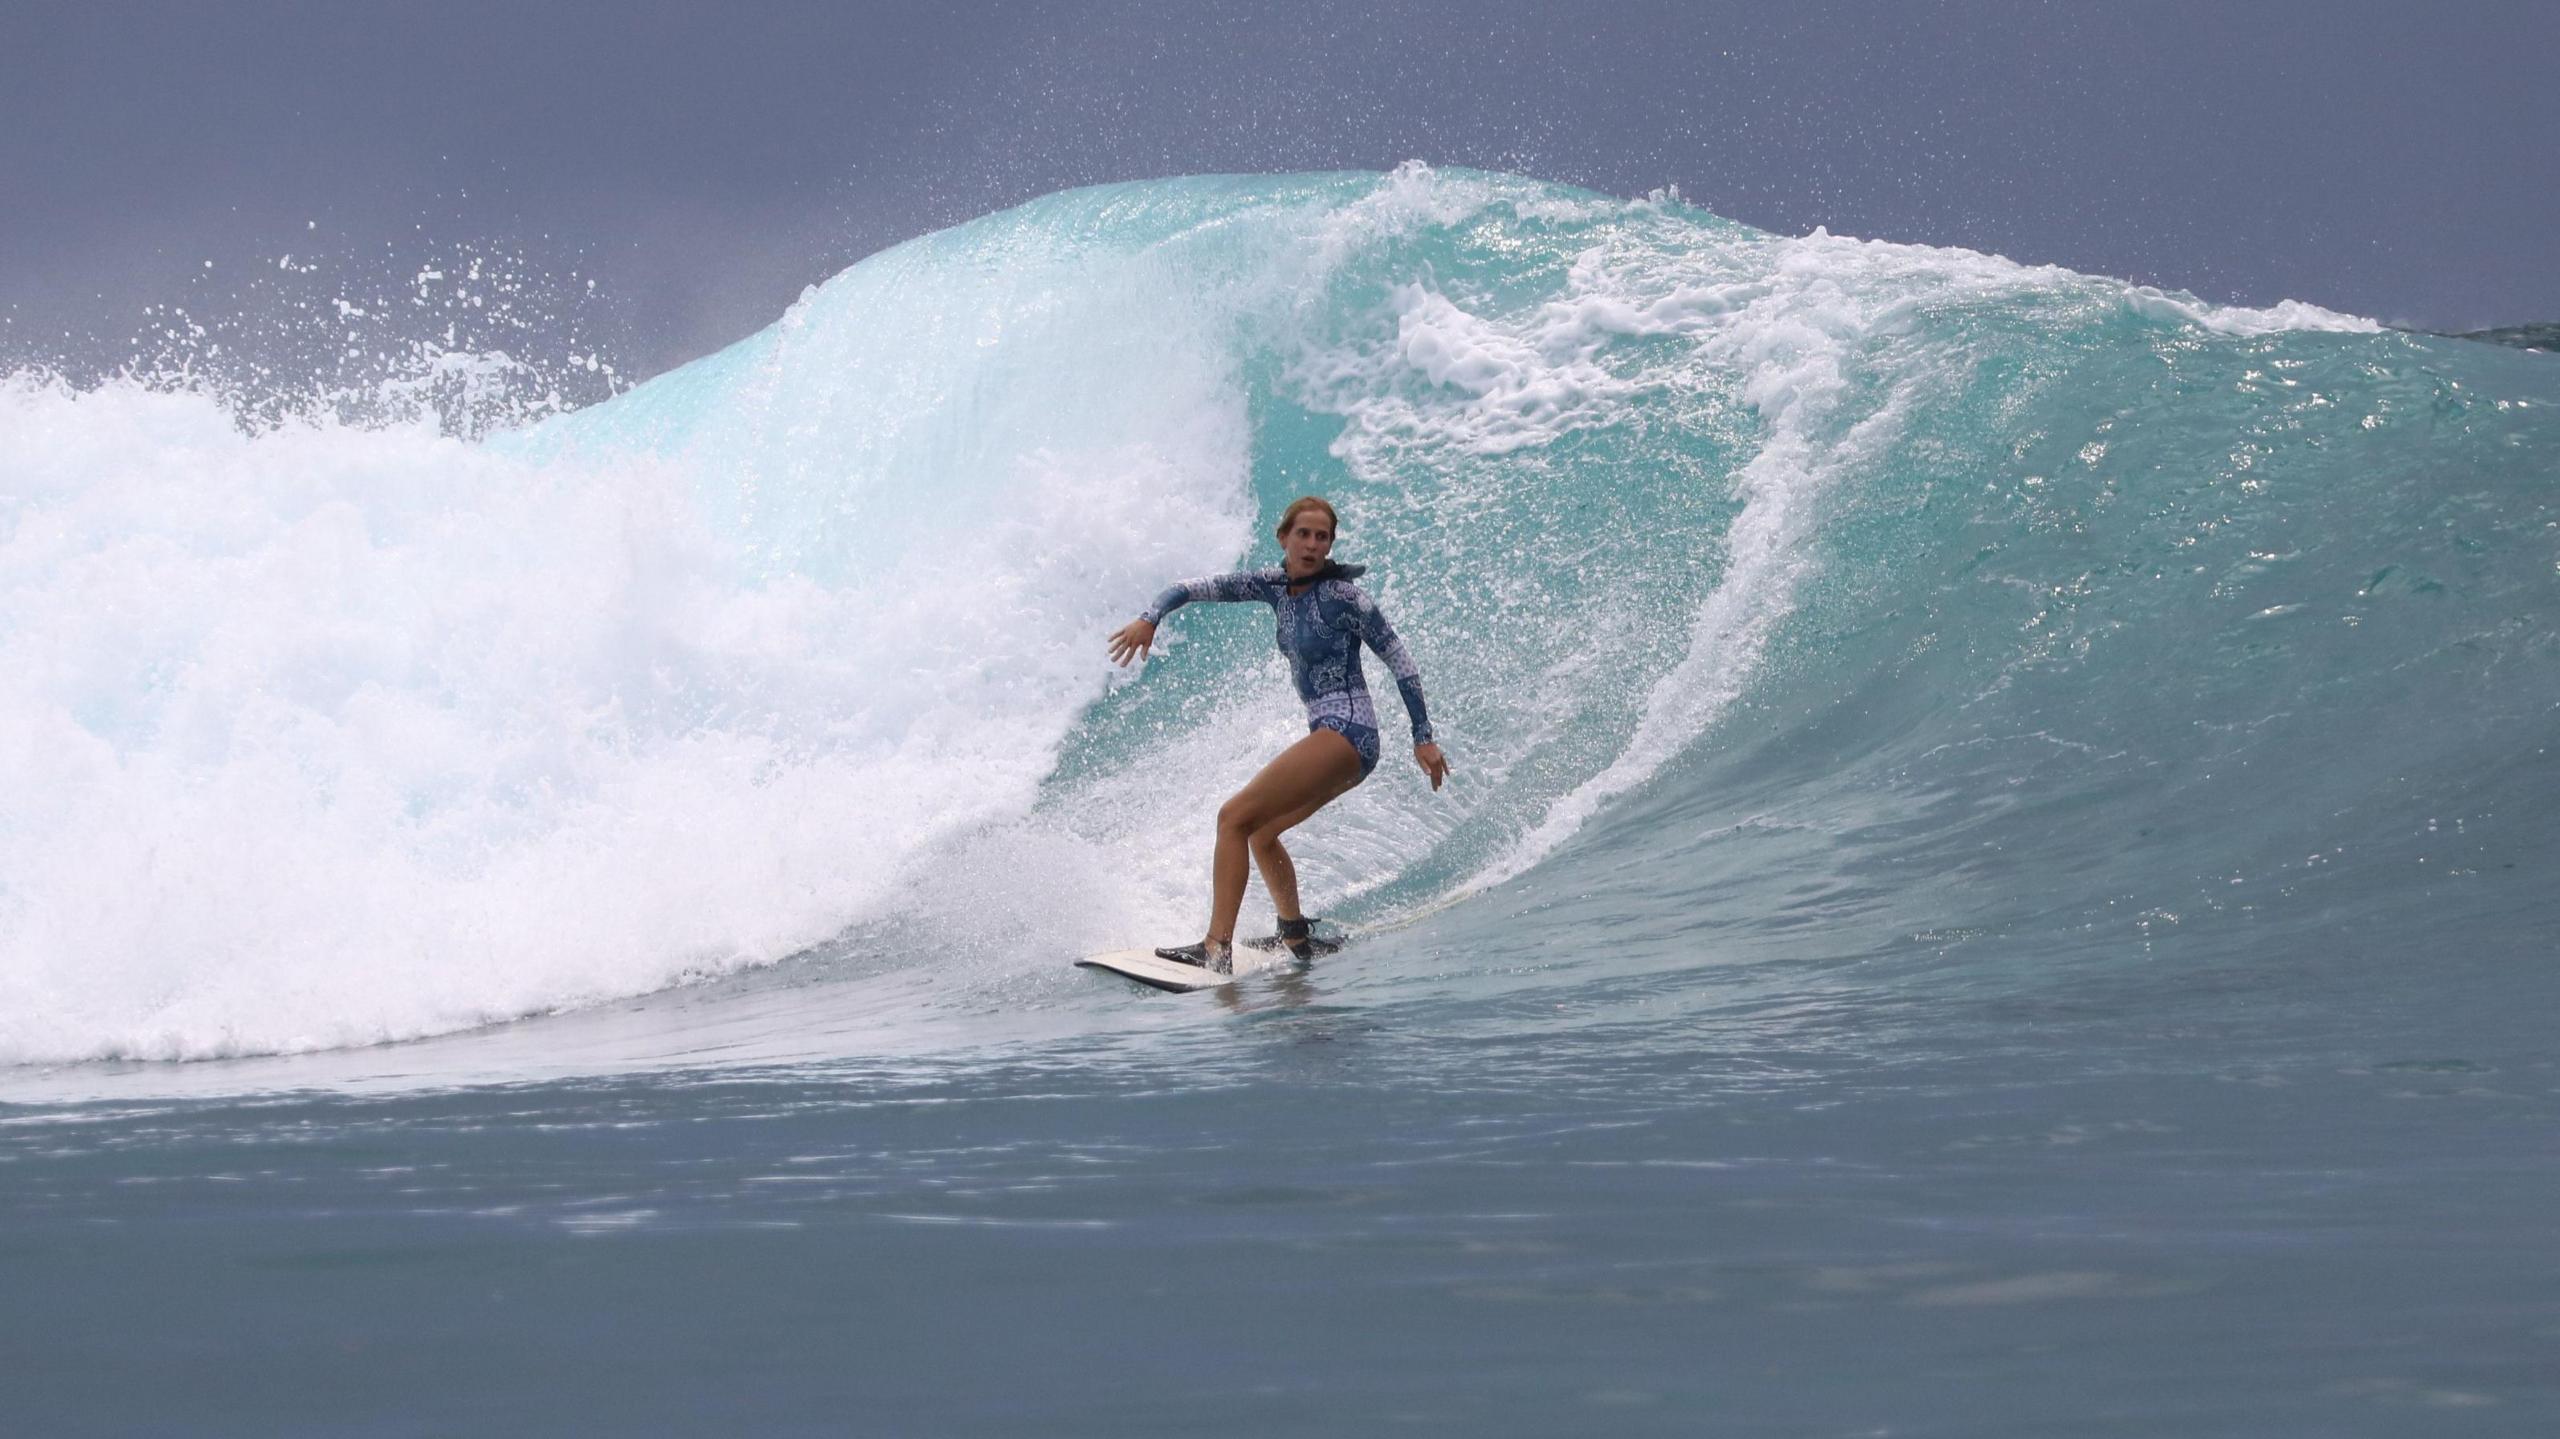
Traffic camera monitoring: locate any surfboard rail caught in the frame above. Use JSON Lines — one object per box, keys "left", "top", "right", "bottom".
{"left": 1074, "top": 949, "right": 1241, "bottom": 993}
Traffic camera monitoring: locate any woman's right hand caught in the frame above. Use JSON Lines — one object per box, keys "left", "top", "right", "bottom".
{"left": 1107, "top": 618, "right": 1158, "bottom": 667}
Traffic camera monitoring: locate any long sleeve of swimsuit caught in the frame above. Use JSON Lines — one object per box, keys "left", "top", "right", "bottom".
{"left": 1350, "top": 586, "right": 1434, "bottom": 746}
{"left": 1141, "top": 571, "right": 1274, "bottom": 625}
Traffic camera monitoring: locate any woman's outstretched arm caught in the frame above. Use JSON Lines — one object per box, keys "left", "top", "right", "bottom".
{"left": 1142, "top": 572, "right": 1271, "bottom": 624}
{"left": 1107, "top": 571, "right": 1273, "bottom": 666}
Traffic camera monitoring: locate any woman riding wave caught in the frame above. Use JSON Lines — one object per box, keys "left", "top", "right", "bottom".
{"left": 1107, "top": 496, "right": 1450, "bottom": 972}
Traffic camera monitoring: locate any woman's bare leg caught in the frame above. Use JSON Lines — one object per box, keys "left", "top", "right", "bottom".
{"left": 1250, "top": 829, "right": 1302, "bottom": 922}
{"left": 1248, "top": 761, "right": 1369, "bottom": 921}
{"left": 1204, "top": 728, "right": 1364, "bottom": 945}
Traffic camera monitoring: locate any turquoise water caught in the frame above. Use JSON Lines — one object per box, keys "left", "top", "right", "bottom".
{"left": 5, "top": 168, "right": 2557, "bottom": 1433}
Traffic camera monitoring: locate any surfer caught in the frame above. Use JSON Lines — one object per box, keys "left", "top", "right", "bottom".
{"left": 1107, "top": 496, "right": 1448, "bottom": 972}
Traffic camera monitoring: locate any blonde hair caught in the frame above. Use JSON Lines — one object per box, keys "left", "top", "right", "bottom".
{"left": 1273, "top": 495, "right": 1340, "bottom": 542}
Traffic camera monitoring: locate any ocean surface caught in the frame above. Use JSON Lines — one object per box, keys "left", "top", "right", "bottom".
{"left": 5, "top": 166, "right": 2556, "bottom": 1435}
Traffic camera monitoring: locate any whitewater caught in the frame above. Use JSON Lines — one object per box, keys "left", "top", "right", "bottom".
{"left": 5, "top": 167, "right": 2557, "bottom": 1434}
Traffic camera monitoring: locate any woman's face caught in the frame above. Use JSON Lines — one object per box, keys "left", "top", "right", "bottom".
{"left": 1281, "top": 511, "right": 1336, "bottom": 576}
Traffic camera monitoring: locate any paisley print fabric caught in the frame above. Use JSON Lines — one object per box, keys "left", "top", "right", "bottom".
{"left": 1142, "top": 568, "right": 1434, "bottom": 748}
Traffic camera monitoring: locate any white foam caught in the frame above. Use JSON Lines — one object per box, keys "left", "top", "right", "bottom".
{"left": 0, "top": 213, "right": 1262, "bottom": 1063}
{"left": 2122, "top": 287, "right": 2379, "bottom": 336}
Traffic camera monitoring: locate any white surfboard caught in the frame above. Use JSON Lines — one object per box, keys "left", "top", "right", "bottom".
{"left": 1074, "top": 948, "right": 1252, "bottom": 993}
{"left": 1074, "top": 930, "right": 1350, "bottom": 992}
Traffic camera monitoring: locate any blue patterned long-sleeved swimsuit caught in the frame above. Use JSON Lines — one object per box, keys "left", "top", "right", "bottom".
{"left": 1142, "top": 568, "right": 1432, "bottom": 778}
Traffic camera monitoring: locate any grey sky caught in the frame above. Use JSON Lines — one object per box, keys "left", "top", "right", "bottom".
{"left": 5, "top": 0, "right": 2554, "bottom": 381}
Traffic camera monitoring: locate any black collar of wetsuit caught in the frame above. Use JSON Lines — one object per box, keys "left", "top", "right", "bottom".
{"left": 1284, "top": 559, "right": 1365, "bottom": 587}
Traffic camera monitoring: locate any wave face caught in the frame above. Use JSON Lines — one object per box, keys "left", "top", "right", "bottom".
{"left": 4, "top": 166, "right": 2552, "bottom": 1068}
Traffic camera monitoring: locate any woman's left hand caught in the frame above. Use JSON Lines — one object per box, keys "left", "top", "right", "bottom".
{"left": 1414, "top": 742, "right": 1449, "bottom": 791}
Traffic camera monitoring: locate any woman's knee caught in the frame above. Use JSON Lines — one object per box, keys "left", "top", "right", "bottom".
{"left": 1216, "top": 795, "right": 1260, "bottom": 836}
{"left": 1248, "top": 825, "right": 1289, "bottom": 859}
